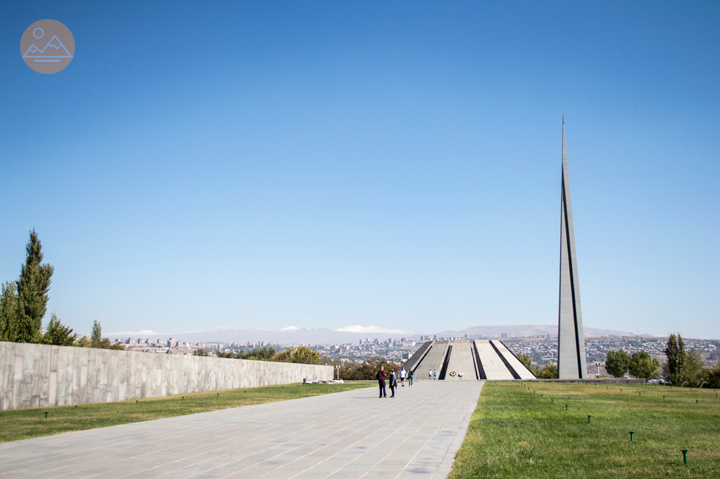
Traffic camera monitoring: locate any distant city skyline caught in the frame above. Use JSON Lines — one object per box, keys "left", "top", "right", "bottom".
{"left": 103, "top": 323, "right": 665, "bottom": 346}
{"left": 2, "top": 2, "right": 719, "bottom": 338}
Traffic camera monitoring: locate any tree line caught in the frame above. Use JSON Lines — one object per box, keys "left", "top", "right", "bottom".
{"left": 193, "top": 346, "right": 324, "bottom": 364}
{"left": 338, "top": 358, "right": 403, "bottom": 380}
{"left": 195, "top": 344, "right": 402, "bottom": 380}
{"left": 605, "top": 333, "right": 720, "bottom": 387}
{"left": 0, "top": 230, "right": 121, "bottom": 349}
{"left": 517, "top": 333, "right": 719, "bottom": 386}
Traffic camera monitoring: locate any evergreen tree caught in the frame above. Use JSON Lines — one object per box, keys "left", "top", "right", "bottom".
{"left": 663, "top": 333, "right": 686, "bottom": 386}
{"left": 682, "top": 350, "right": 705, "bottom": 387}
{"left": 91, "top": 320, "right": 102, "bottom": 348}
{"left": 605, "top": 350, "right": 631, "bottom": 378}
{"left": 84, "top": 320, "right": 123, "bottom": 350}
{"left": 42, "top": 312, "right": 76, "bottom": 346}
{"left": 0, "top": 282, "right": 20, "bottom": 342}
{"left": 15, "top": 230, "right": 54, "bottom": 342}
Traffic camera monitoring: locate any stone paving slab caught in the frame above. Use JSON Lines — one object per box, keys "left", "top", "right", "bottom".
{"left": 0, "top": 381, "right": 484, "bottom": 479}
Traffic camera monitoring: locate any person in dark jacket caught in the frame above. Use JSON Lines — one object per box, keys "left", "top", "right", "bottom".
{"left": 376, "top": 366, "right": 387, "bottom": 398}
{"left": 388, "top": 370, "right": 397, "bottom": 397}
{"left": 408, "top": 369, "right": 414, "bottom": 386}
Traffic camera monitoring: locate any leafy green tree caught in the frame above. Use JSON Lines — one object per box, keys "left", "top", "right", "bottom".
{"left": 605, "top": 350, "right": 631, "bottom": 378}
{"left": 244, "top": 346, "right": 276, "bottom": 360}
{"left": 682, "top": 350, "right": 705, "bottom": 387}
{"left": 193, "top": 348, "right": 209, "bottom": 356}
{"left": 628, "top": 351, "right": 659, "bottom": 380}
{"left": 15, "top": 230, "right": 54, "bottom": 343}
{"left": 704, "top": 363, "right": 720, "bottom": 388}
{"left": 273, "top": 346, "right": 323, "bottom": 364}
{"left": 212, "top": 347, "right": 278, "bottom": 360}
{"left": 535, "top": 363, "right": 558, "bottom": 379}
{"left": 0, "top": 282, "right": 20, "bottom": 342}
{"left": 663, "top": 333, "right": 686, "bottom": 386}
{"left": 518, "top": 353, "right": 532, "bottom": 370}
{"left": 42, "top": 312, "right": 76, "bottom": 346}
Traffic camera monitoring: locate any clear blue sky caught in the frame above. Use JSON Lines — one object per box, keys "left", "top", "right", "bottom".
{"left": 1, "top": 1, "right": 719, "bottom": 338}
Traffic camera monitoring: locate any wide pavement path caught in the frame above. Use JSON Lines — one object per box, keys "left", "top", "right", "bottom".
{"left": 0, "top": 380, "right": 484, "bottom": 479}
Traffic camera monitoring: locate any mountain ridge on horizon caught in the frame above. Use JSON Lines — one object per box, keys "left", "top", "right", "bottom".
{"left": 107, "top": 324, "right": 641, "bottom": 345}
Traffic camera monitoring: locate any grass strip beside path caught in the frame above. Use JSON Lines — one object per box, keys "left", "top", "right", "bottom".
{"left": 450, "top": 381, "right": 720, "bottom": 478}
{"left": 0, "top": 382, "right": 373, "bottom": 444}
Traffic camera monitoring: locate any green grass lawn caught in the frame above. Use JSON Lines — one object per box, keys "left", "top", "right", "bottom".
{"left": 0, "top": 381, "right": 372, "bottom": 444}
{"left": 450, "top": 381, "right": 720, "bottom": 478}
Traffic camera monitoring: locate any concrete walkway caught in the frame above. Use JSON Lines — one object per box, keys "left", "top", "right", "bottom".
{"left": 0, "top": 381, "right": 484, "bottom": 479}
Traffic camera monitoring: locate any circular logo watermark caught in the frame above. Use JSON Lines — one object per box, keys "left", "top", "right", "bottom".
{"left": 20, "top": 19, "right": 74, "bottom": 74}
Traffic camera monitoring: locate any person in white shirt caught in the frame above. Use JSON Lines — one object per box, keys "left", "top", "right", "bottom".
{"left": 399, "top": 368, "right": 406, "bottom": 386}
{"left": 428, "top": 369, "right": 433, "bottom": 380}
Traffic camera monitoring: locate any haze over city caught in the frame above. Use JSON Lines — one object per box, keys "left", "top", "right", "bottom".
{"left": 2, "top": 2, "right": 719, "bottom": 338}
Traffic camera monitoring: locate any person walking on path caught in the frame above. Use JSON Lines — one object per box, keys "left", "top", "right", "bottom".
{"left": 388, "top": 370, "right": 397, "bottom": 398}
{"left": 428, "top": 369, "right": 433, "bottom": 380}
{"left": 376, "top": 366, "right": 387, "bottom": 398}
{"left": 433, "top": 369, "right": 438, "bottom": 380}
{"left": 399, "top": 368, "right": 406, "bottom": 386}
{"left": 409, "top": 370, "right": 414, "bottom": 386}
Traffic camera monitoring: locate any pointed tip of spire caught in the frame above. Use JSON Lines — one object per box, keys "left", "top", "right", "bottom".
{"left": 562, "top": 113, "right": 564, "bottom": 125}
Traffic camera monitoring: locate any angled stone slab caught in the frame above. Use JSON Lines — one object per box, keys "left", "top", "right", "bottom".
{"left": 413, "top": 341, "right": 449, "bottom": 380}
{"left": 474, "top": 341, "right": 514, "bottom": 380}
{"left": 491, "top": 340, "right": 536, "bottom": 380}
{"left": 444, "top": 340, "right": 477, "bottom": 381}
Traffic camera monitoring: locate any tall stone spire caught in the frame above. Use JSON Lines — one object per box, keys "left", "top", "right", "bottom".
{"left": 558, "top": 117, "right": 588, "bottom": 379}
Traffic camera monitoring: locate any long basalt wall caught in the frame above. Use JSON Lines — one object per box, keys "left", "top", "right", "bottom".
{"left": 0, "top": 341, "right": 332, "bottom": 410}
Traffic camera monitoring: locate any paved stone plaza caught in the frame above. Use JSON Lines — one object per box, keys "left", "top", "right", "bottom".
{"left": 0, "top": 381, "right": 484, "bottom": 479}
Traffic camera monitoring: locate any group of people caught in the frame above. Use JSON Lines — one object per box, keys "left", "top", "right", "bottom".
{"left": 376, "top": 366, "right": 414, "bottom": 398}
{"left": 376, "top": 366, "right": 451, "bottom": 397}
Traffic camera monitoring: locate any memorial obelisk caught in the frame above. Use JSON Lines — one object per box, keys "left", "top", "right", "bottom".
{"left": 557, "top": 117, "right": 588, "bottom": 379}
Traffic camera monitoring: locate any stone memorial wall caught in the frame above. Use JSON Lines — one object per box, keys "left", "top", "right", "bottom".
{"left": 0, "top": 341, "right": 333, "bottom": 410}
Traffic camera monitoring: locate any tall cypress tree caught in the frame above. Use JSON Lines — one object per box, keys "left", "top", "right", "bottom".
{"left": 15, "top": 230, "right": 54, "bottom": 343}
{"left": 663, "top": 333, "right": 686, "bottom": 386}
{"left": 91, "top": 320, "right": 102, "bottom": 348}
{"left": 0, "top": 282, "right": 19, "bottom": 342}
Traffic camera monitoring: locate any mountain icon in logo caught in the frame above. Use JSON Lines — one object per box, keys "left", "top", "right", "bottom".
{"left": 23, "top": 35, "right": 73, "bottom": 59}
{"left": 20, "top": 19, "right": 75, "bottom": 74}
